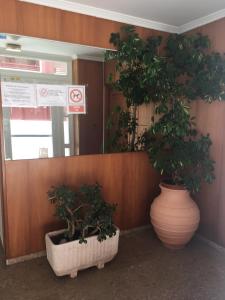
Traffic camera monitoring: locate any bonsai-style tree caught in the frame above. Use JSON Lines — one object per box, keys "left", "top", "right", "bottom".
{"left": 48, "top": 183, "right": 117, "bottom": 243}
{"left": 107, "top": 26, "right": 225, "bottom": 193}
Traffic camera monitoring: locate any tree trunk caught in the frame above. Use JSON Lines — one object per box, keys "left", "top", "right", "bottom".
{"left": 130, "top": 105, "right": 137, "bottom": 151}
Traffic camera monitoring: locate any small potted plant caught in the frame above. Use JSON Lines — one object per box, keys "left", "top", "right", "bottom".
{"left": 45, "top": 183, "right": 119, "bottom": 278}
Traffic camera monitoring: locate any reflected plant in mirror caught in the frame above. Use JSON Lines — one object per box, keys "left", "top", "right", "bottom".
{"left": 105, "top": 25, "right": 163, "bottom": 153}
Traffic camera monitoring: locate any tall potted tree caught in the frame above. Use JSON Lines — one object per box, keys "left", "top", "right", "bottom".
{"left": 107, "top": 27, "right": 225, "bottom": 249}
{"left": 146, "top": 101, "right": 214, "bottom": 249}
{"left": 145, "top": 33, "right": 225, "bottom": 249}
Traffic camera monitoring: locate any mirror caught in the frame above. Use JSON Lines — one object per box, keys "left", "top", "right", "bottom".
{"left": 0, "top": 34, "right": 108, "bottom": 160}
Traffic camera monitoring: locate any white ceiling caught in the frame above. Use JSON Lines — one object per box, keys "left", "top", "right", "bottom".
{"left": 68, "top": 0, "right": 225, "bottom": 26}
{"left": 0, "top": 34, "right": 106, "bottom": 60}
{"left": 20, "top": 0, "right": 225, "bottom": 33}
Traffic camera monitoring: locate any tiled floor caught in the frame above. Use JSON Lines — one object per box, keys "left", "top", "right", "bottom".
{"left": 1, "top": 228, "right": 225, "bottom": 300}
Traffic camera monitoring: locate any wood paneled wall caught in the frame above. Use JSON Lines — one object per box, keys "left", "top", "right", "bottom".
{"left": 0, "top": 0, "right": 165, "bottom": 49}
{"left": 4, "top": 152, "right": 159, "bottom": 259}
{"left": 0, "top": 0, "right": 163, "bottom": 260}
{"left": 0, "top": 0, "right": 225, "bottom": 258}
{"left": 189, "top": 18, "right": 225, "bottom": 246}
{"left": 72, "top": 59, "right": 104, "bottom": 155}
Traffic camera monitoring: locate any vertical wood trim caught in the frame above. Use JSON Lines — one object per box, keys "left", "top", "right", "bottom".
{"left": 72, "top": 60, "right": 80, "bottom": 155}
{"left": 0, "top": 91, "right": 8, "bottom": 256}
{"left": 73, "top": 59, "right": 104, "bottom": 155}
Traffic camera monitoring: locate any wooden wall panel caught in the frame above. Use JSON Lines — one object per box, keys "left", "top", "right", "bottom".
{"left": 189, "top": 18, "right": 225, "bottom": 246}
{"left": 189, "top": 18, "right": 225, "bottom": 52}
{"left": 0, "top": 0, "right": 167, "bottom": 49}
{"left": 73, "top": 59, "right": 104, "bottom": 155}
{"left": 1, "top": 0, "right": 225, "bottom": 257}
{"left": 191, "top": 101, "right": 225, "bottom": 244}
{"left": 0, "top": 0, "right": 19, "bottom": 34}
{"left": 5, "top": 152, "right": 159, "bottom": 259}
{"left": 17, "top": 1, "right": 62, "bottom": 41}
{"left": 0, "top": 0, "right": 163, "bottom": 260}
{"left": 59, "top": 10, "right": 122, "bottom": 48}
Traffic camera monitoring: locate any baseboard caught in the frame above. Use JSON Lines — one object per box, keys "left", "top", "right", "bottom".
{"left": 6, "top": 250, "right": 46, "bottom": 266}
{"left": 7, "top": 229, "right": 224, "bottom": 265}
{"left": 120, "top": 224, "right": 152, "bottom": 236}
{"left": 196, "top": 234, "right": 225, "bottom": 254}
{"left": 5, "top": 225, "right": 152, "bottom": 265}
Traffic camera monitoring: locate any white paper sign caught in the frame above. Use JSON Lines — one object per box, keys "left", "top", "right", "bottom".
{"left": 1, "top": 81, "right": 37, "bottom": 107}
{"left": 37, "top": 84, "right": 67, "bottom": 107}
{"left": 67, "top": 85, "right": 86, "bottom": 114}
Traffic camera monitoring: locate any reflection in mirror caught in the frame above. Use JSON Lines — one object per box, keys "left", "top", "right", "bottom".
{"left": 0, "top": 34, "right": 106, "bottom": 160}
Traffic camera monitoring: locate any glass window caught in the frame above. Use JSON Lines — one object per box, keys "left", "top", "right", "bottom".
{"left": 0, "top": 55, "right": 68, "bottom": 75}
{"left": 0, "top": 56, "right": 39, "bottom": 72}
{"left": 11, "top": 136, "right": 53, "bottom": 160}
{"left": 65, "top": 148, "right": 70, "bottom": 157}
{"left": 63, "top": 116, "right": 70, "bottom": 144}
{"left": 9, "top": 107, "right": 53, "bottom": 159}
{"left": 10, "top": 120, "right": 52, "bottom": 136}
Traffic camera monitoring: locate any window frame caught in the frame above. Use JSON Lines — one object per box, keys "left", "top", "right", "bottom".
{"left": 1, "top": 51, "right": 75, "bottom": 160}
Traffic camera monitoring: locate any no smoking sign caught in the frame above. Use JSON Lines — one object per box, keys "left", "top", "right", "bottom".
{"left": 40, "top": 88, "right": 48, "bottom": 97}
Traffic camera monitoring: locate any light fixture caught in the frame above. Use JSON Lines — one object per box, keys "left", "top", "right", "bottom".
{"left": 6, "top": 43, "right": 22, "bottom": 52}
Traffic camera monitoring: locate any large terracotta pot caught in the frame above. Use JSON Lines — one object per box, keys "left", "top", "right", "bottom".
{"left": 150, "top": 183, "right": 200, "bottom": 249}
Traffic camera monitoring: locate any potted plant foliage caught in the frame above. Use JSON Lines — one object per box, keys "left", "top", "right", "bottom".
{"left": 146, "top": 33, "right": 225, "bottom": 249}
{"left": 107, "top": 27, "right": 225, "bottom": 249}
{"left": 146, "top": 101, "right": 214, "bottom": 249}
{"left": 105, "top": 25, "right": 162, "bottom": 152}
{"left": 45, "top": 183, "right": 119, "bottom": 278}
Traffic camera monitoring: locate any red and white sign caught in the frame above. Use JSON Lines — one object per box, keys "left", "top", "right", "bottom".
{"left": 1, "top": 82, "right": 86, "bottom": 112}
{"left": 67, "top": 85, "right": 86, "bottom": 114}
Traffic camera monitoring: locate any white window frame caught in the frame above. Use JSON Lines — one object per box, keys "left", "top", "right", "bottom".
{"left": 1, "top": 50, "right": 75, "bottom": 160}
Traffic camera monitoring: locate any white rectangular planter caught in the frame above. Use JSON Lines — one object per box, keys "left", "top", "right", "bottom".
{"left": 45, "top": 228, "right": 120, "bottom": 278}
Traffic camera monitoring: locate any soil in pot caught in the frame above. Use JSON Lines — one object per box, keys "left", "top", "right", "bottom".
{"left": 50, "top": 229, "right": 101, "bottom": 245}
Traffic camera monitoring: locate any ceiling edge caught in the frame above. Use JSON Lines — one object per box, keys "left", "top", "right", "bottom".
{"left": 19, "top": 0, "right": 225, "bottom": 34}
{"left": 18, "top": 0, "right": 179, "bottom": 33}
{"left": 179, "top": 8, "right": 225, "bottom": 33}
